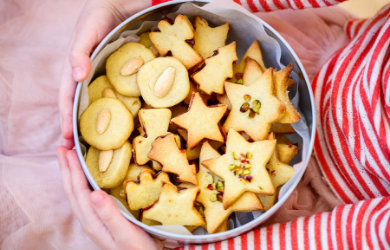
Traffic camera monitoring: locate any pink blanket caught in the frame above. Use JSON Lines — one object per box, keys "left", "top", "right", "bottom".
{"left": 0, "top": 0, "right": 379, "bottom": 249}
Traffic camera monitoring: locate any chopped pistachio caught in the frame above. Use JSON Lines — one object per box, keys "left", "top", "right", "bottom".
{"left": 206, "top": 173, "right": 214, "bottom": 184}
{"left": 240, "top": 102, "right": 250, "bottom": 113}
{"left": 251, "top": 107, "right": 259, "bottom": 113}
{"left": 212, "top": 182, "right": 217, "bottom": 190}
{"left": 236, "top": 169, "right": 243, "bottom": 175}
{"left": 248, "top": 110, "right": 256, "bottom": 119}
{"left": 252, "top": 100, "right": 261, "bottom": 108}
{"left": 244, "top": 163, "right": 252, "bottom": 169}
{"left": 216, "top": 181, "right": 224, "bottom": 191}
{"left": 236, "top": 78, "right": 243, "bottom": 84}
{"left": 246, "top": 152, "right": 253, "bottom": 159}
{"left": 198, "top": 206, "right": 204, "bottom": 216}
{"left": 210, "top": 193, "right": 217, "bottom": 202}
{"left": 235, "top": 163, "right": 241, "bottom": 168}
{"left": 232, "top": 152, "right": 238, "bottom": 160}
{"left": 243, "top": 94, "right": 251, "bottom": 102}
{"left": 240, "top": 179, "right": 247, "bottom": 185}
{"left": 229, "top": 164, "right": 236, "bottom": 171}
{"left": 243, "top": 169, "right": 251, "bottom": 175}
{"left": 259, "top": 186, "right": 263, "bottom": 190}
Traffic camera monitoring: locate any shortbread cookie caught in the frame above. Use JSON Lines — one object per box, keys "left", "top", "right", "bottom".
{"left": 274, "top": 64, "right": 301, "bottom": 123}
{"left": 133, "top": 108, "right": 172, "bottom": 165}
{"left": 138, "top": 32, "right": 153, "bottom": 48}
{"left": 232, "top": 40, "right": 266, "bottom": 82}
{"left": 184, "top": 81, "right": 211, "bottom": 105}
{"left": 192, "top": 42, "right": 237, "bottom": 95}
{"left": 143, "top": 183, "right": 205, "bottom": 226}
{"left": 171, "top": 92, "right": 227, "bottom": 149}
{"left": 216, "top": 93, "right": 232, "bottom": 110}
{"left": 270, "top": 123, "right": 296, "bottom": 134}
{"left": 125, "top": 169, "right": 171, "bottom": 210}
{"left": 276, "top": 143, "right": 299, "bottom": 164}
{"left": 148, "top": 133, "right": 197, "bottom": 185}
{"left": 86, "top": 141, "right": 132, "bottom": 188}
{"left": 137, "top": 57, "right": 190, "bottom": 108}
{"left": 149, "top": 14, "right": 202, "bottom": 69}
{"left": 88, "top": 75, "right": 141, "bottom": 117}
{"left": 243, "top": 57, "right": 263, "bottom": 86}
{"left": 106, "top": 42, "right": 156, "bottom": 96}
{"left": 169, "top": 105, "right": 188, "bottom": 133}
{"left": 202, "top": 129, "right": 275, "bottom": 209}
{"left": 259, "top": 133, "right": 295, "bottom": 210}
{"left": 80, "top": 98, "right": 134, "bottom": 150}
{"left": 193, "top": 16, "right": 229, "bottom": 59}
{"left": 198, "top": 141, "right": 263, "bottom": 233}
{"left": 222, "top": 69, "right": 286, "bottom": 141}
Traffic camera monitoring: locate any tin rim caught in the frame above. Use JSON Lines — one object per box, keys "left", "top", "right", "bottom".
{"left": 73, "top": 0, "right": 316, "bottom": 242}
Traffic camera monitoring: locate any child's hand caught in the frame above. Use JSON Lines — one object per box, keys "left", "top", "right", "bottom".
{"left": 59, "top": 0, "right": 151, "bottom": 148}
{"left": 56, "top": 146, "right": 163, "bottom": 250}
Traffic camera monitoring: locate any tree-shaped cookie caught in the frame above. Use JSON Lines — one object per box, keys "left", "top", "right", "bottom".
{"left": 259, "top": 133, "right": 295, "bottom": 210}
{"left": 222, "top": 68, "right": 286, "bottom": 141}
{"left": 243, "top": 57, "right": 263, "bottom": 86}
{"left": 192, "top": 42, "right": 238, "bottom": 95}
{"left": 193, "top": 16, "right": 229, "bottom": 59}
{"left": 197, "top": 141, "right": 263, "bottom": 233}
{"left": 232, "top": 40, "right": 266, "bottom": 82}
{"left": 133, "top": 108, "right": 172, "bottom": 165}
{"left": 149, "top": 15, "right": 202, "bottom": 69}
{"left": 125, "top": 169, "right": 171, "bottom": 210}
{"left": 171, "top": 92, "right": 227, "bottom": 149}
{"left": 143, "top": 183, "right": 205, "bottom": 226}
{"left": 274, "top": 64, "right": 301, "bottom": 123}
{"left": 202, "top": 129, "right": 275, "bottom": 209}
{"left": 148, "top": 133, "right": 197, "bottom": 185}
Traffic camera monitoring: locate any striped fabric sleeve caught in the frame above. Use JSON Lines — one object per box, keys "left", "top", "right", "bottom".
{"left": 152, "top": 0, "right": 347, "bottom": 12}
{"left": 176, "top": 197, "right": 390, "bottom": 250}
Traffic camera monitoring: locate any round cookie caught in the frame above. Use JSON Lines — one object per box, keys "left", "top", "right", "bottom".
{"left": 80, "top": 98, "right": 134, "bottom": 150}
{"left": 86, "top": 141, "right": 132, "bottom": 188}
{"left": 88, "top": 75, "right": 141, "bottom": 117}
{"left": 137, "top": 57, "right": 190, "bottom": 108}
{"left": 106, "top": 42, "right": 156, "bottom": 97}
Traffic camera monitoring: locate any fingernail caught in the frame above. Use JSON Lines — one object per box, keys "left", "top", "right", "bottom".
{"left": 72, "top": 67, "right": 83, "bottom": 81}
{"left": 91, "top": 192, "right": 104, "bottom": 205}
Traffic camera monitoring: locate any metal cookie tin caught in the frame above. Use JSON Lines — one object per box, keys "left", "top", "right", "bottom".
{"left": 73, "top": 0, "right": 315, "bottom": 246}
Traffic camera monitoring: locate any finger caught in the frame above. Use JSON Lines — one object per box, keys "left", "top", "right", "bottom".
{"left": 56, "top": 146, "right": 82, "bottom": 221}
{"left": 62, "top": 136, "right": 75, "bottom": 149}
{"left": 66, "top": 150, "right": 114, "bottom": 249}
{"left": 90, "top": 190, "right": 160, "bottom": 250}
{"left": 59, "top": 61, "right": 77, "bottom": 141}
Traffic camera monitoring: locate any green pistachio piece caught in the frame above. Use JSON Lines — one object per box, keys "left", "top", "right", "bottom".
{"left": 212, "top": 183, "right": 217, "bottom": 190}
{"left": 243, "top": 94, "right": 251, "bottom": 102}
{"left": 246, "top": 152, "right": 252, "bottom": 159}
{"left": 210, "top": 193, "right": 217, "bottom": 202}
{"left": 243, "top": 169, "right": 251, "bottom": 175}
{"left": 217, "top": 181, "right": 224, "bottom": 191}
{"left": 248, "top": 110, "right": 256, "bottom": 119}
{"left": 240, "top": 102, "right": 250, "bottom": 113}
{"left": 206, "top": 173, "right": 214, "bottom": 184}
{"left": 235, "top": 163, "right": 241, "bottom": 168}
{"left": 251, "top": 107, "right": 259, "bottom": 113}
{"left": 244, "top": 163, "right": 252, "bottom": 169}
{"left": 229, "top": 164, "right": 236, "bottom": 171}
{"left": 232, "top": 152, "right": 238, "bottom": 160}
{"left": 236, "top": 78, "right": 243, "bottom": 84}
{"left": 237, "top": 169, "right": 243, "bottom": 175}
{"left": 252, "top": 100, "right": 261, "bottom": 108}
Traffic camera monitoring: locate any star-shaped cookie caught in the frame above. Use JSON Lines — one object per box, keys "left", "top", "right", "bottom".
{"left": 274, "top": 64, "right": 301, "bottom": 123}
{"left": 148, "top": 133, "right": 197, "bottom": 185}
{"left": 149, "top": 15, "right": 202, "bottom": 69}
{"left": 222, "top": 68, "right": 286, "bottom": 141}
{"left": 133, "top": 108, "right": 172, "bottom": 165}
{"left": 193, "top": 16, "right": 229, "bottom": 59}
{"left": 259, "top": 133, "right": 295, "bottom": 210}
{"left": 143, "top": 183, "right": 205, "bottom": 226}
{"left": 125, "top": 169, "right": 171, "bottom": 210}
{"left": 197, "top": 141, "right": 263, "bottom": 233}
{"left": 276, "top": 143, "right": 299, "bottom": 164}
{"left": 192, "top": 42, "right": 238, "bottom": 95}
{"left": 232, "top": 40, "right": 266, "bottom": 82}
{"left": 171, "top": 92, "right": 227, "bottom": 149}
{"left": 201, "top": 129, "right": 275, "bottom": 209}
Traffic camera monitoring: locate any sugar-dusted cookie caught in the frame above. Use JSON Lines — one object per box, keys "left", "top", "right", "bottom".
{"left": 202, "top": 129, "right": 275, "bottom": 209}
{"left": 149, "top": 15, "right": 202, "bottom": 69}
{"left": 197, "top": 141, "right": 263, "bottom": 233}
{"left": 171, "top": 92, "right": 227, "bottom": 149}
{"left": 193, "top": 16, "right": 229, "bottom": 59}
{"left": 276, "top": 143, "right": 299, "bottom": 164}
{"left": 86, "top": 141, "right": 132, "bottom": 189}
{"left": 143, "top": 183, "right": 205, "bottom": 226}
{"left": 106, "top": 42, "right": 156, "bottom": 97}
{"left": 137, "top": 57, "right": 190, "bottom": 108}
{"left": 243, "top": 57, "right": 263, "bottom": 86}
{"left": 222, "top": 69, "right": 286, "bottom": 141}
{"left": 274, "top": 64, "right": 301, "bottom": 123}
{"left": 88, "top": 75, "right": 141, "bottom": 117}
{"left": 133, "top": 108, "right": 172, "bottom": 165}
{"left": 232, "top": 40, "right": 266, "bottom": 83}
{"left": 270, "top": 123, "right": 295, "bottom": 134}
{"left": 259, "top": 133, "right": 295, "bottom": 210}
{"left": 148, "top": 133, "right": 197, "bottom": 185}
{"left": 192, "top": 42, "right": 237, "bottom": 95}
{"left": 81, "top": 98, "right": 134, "bottom": 150}
{"left": 125, "top": 169, "right": 171, "bottom": 210}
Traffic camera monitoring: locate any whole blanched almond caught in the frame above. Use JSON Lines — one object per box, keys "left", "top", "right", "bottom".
{"left": 154, "top": 67, "right": 175, "bottom": 98}
{"left": 149, "top": 45, "right": 159, "bottom": 57}
{"left": 96, "top": 109, "right": 111, "bottom": 134}
{"left": 99, "top": 149, "right": 114, "bottom": 172}
{"left": 103, "top": 88, "right": 117, "bottom": 98}
{"left": 120, "top": 57, "right": 144, "bottom": 76}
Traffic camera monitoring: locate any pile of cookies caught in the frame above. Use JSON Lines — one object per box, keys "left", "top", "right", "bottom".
{"left": 80, "top": 14, "right": 301, "bottom": 234}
